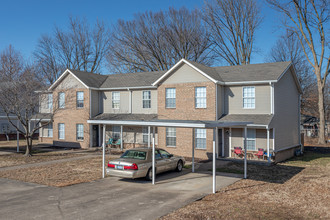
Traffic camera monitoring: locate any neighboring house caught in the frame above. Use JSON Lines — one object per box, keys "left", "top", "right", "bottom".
{"left": 301, "top": 114, "right": 330, "bottom": 138}
{"left": 0, "top": 108, "right": 25, "bottom": 141}
{"left": 38, "top": 59, "right": 302, "bottom": 162}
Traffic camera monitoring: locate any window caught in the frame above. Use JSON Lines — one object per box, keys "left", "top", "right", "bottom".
{"left": 58, "top": 92, "right": 65, "bottom": 109}
{"left": 166, "top": 127, "right": 176, "bottom": 147}
{"left": 165, "top": 88, "right": 176, "bottom": 108}
{"left": 142, "top": 127, "right": 149, "bottom": 143}
{"left": 47, "top": 94, "right": 53, "bottom": 110}
{"left": 246, "top": 129, "right": 256, "bottom": 150}
{"left": 112, "top": 126, "right": 120, "bottom": 140}
{"left": 58, "top": 123, "right": 65, "bottom": 140}
{"left": 76, "top": 124, "right": 84, "bottom": 141}
{"left": 112, "top": 92, "right": 120, "bottom": 109}
{"left": 76, "top": 92, "right": 84, "bottom": 108}
{"left": 159, "top": 149, "right": 172, "bottom": 159}
{"left": 195, "top": 87, "right": 206, "bottom": 108}
{"left": 243, "top": 87, "right": 255, "bottom": 109}
{"left": 1, "top": 123, "right": 9, "bottom": 133}
{"left": 142, "top": 91, "right": 151, "bottom": 108}
{"left": 47, "top": 123, "right": 53, "bottom": 138}
{"left": 155, "top": 150, "right": 162, "bottom": 159}
{"left": 195, "top": 129, "right": 206, "bottom": 149}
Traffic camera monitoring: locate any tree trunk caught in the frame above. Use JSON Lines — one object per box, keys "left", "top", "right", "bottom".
{"left": 317, "top": 79, "right": 326, "bottom": 144}
{"left": 24, "top": 136, "right": 33, "bottom": 156}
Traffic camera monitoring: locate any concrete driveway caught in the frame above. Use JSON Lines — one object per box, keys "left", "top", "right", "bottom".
{"left": 0, "top": 169, "right": 241, "bottom": 220}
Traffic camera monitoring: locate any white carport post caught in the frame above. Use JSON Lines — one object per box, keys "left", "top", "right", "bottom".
{"left": 120, "top": 125, "right": 123, "bottom": 151}
{"left": 267, "top": 128, "right": 270, "bottom": 163}
{"left": 16, "top": 120, "right": 19, "bottom": 153}
{"left": 212, "top": 128, "right": 216, "bottom": 194}
{"left": 244, "top": 127, "right": 247, "bottom": 179}
{"left": 148, "top": 126, "right": 151, "bottom": 148}
{"left": 102, "top": 125, "right": 106, "bottom": 178}
{"left": 152, "top": 127, "right": 156, "bottom": 185}
{"left": 192, "top": 128, "right": 195, "bottom": 173}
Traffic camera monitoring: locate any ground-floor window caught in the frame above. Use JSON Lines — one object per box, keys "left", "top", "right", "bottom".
{"left": 76, "top": 124, "right": 84, "bottom": 141}
{"left": 142, "top": 127, "right": 149, "bottom": 144}
{"left": 195, "top": 128, "right": 206, "bottom": 149}
{"left": 58, "top": 123, "right": 65, "bottom": 140}
{"left": 112, "top": 126, "right": 121, "bottom": 140}
{"left": 47, "top": 123, "right": 53, "bottom": 137}
{"left": 246, "top": 129, "right": 256, "bottom": 150}
{"left": 166, "top": 127, "right": 176, "bottom": 147}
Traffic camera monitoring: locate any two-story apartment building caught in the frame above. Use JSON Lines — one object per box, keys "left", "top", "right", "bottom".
{"left": 38, "top": 59, "right": 302, "bottom": 162}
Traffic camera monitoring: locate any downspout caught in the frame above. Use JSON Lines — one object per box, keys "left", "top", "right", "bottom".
{"left": 128, "top": 88, "right": 132, "bottom": 114}
{"left": 299, "top": 94, "right": 302, "bottom": 153}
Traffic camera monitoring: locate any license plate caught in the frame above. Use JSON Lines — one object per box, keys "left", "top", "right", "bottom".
{"left": 116, "top": 165, "right": 123, "bottom": 170}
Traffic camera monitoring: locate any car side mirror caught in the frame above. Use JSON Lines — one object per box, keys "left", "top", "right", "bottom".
{"left": 168, "top": 154, "right": 174, "bottom": 158}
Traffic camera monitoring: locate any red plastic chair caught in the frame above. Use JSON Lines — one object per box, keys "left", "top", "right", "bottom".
{"left": 234, "top": 147, "right": 244, "bottom": 158}
{"left": 255, "top": 148, "right": 264, "bottom": 159}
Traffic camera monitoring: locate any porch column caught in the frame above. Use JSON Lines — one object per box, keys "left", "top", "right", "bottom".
{"left": 120, "top": 125, "right": 123, "bottom": 151}
{"left": 148, "top": 126, "right": 151, "bottom": 148}
{"left": 98, "top": 124, "right": 101, "bottom": 147}
{"left": 213, "top": 128, "right": 216, "bottom": 194}
{"left": 192, "top": 128, "right": 195, "bottom": 173}
{"left": 244, "top": 127, "right": 247, "bottom": 179}
{"left": 215, "top": 127, "right": 219, "bottom": 159}
{"left": 102, "top": 125, "right": 106, "bottom": 178}
{"left": 152, "top": 127, "right": 156, "bottom": 185}
{"left": 16, "top": 120, "right": 19, "bottom": 153}
{"left": 229, "top": 128, "right": 232, "bottom": 157}
{"left": 221, "top": 128, "right": 225, "bottom": 157}
{"left": 267, "top": 128, "right": 270, "bottom": 163}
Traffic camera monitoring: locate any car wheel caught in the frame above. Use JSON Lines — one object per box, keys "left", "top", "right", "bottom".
{"left": 176, "top": 160, "right": 183, "bottom": 172}
{"left": 146, "top": 168, "right": 153, "bottom": 181}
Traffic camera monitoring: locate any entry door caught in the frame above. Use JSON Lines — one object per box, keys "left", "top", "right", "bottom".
{"left": 92, "top": 125, "right": 99, "bottom": 147}
{"left": 218, "top": 129, "right": 223, "bottom": 157}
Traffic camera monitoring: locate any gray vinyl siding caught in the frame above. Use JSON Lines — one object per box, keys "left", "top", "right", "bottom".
{"left": 271, "top": 68, "right": 300, "bottom": 151}
{"left": 224, "top": 84, "right": 271, "bottom": 115}
{"left": 217, "top": 85, "right": 224, "bottom": 118}
{"left": 91, "top": 90, "right": 100, "bottom": 117}
{"left": 0, "top": 119, "right": 24, "bottom": 134}
{"left": 132, "top": 89, "right": 157, "bottom": 114}
{"left": 162, "top": 63, "right": 210, "bottom": 85}
{"left": 103, "top": 91, "right": 130, "bottom": 114}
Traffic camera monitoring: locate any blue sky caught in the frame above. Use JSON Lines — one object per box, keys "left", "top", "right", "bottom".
{"left": 0, "top": 0, "right": 284, "bottom": 67}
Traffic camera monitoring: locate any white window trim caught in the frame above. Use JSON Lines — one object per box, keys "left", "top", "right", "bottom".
{"left": 142, "top": 90, "right": 151, "bottom": 109}
{"left": 242, "top": 128, "right": 256, "bottom": 151}
{"left": 47, "top": 123, "right": 53, "bottom": 138}
{"left": 195, "top": 87, "right": 207, "bottom": 109}
{"left": 58, "top": 123, "right": 65, "bottom": 140}
{"left": 48, "top": 94, "right": 53, "bottom": 110}
{"left": 112, "top": 92, "right": 120, "bottom": 109}
{"left": 76, "top": 124, "right": 84, "bottom": 141}
{"left": 112, "top": 125, "right": 121, "bottom": 139}
{"left": 195, "top": 128, "right": 207, "bottom": 149}
{"left": 58, "top": 92, "right": 65, "bottom": 109}
{"left": 165, "top": 88, "right": 176, "bottom": 109}
{"left": 76, "top": 91, "right": 84, "bottom": 108}
{"left": 166, "top": 127, "right": 176, "bottom": 147}
{"left": 242, "top": 86, "right": 255, "bottom": 109}
{"left": 142, "top": 127, "right": 149, "bottom": 143}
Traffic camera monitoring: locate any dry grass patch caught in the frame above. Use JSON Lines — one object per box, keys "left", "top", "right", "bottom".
{"left": 0, "top": 151, "right": 86, "bottom": 168}
{"left": 0, "top": 156, "right": 113, "bottom": 187}
{"left": 161, "top": 152, "right": 330, "bottom": 220}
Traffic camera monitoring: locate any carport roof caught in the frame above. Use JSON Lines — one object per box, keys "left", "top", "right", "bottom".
{"left": 88, "top": 114, "right": 251, "bottom": 128}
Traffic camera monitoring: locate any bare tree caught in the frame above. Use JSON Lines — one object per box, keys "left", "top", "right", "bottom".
{"left": 267, "top": 0, "right": 329, "bottom": 143}
{"left": 0, "top": 46, "right": 52, "bottom": 156}
{"left": 34, "top": 16, "right": 111, "bottom": 84}
{"left": 107, "top": 7, "right": 213, "bottom": 73}
{"left": 203, "top": 0, "right": 262, "bottom": 65}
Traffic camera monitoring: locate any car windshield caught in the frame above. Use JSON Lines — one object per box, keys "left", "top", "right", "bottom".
{"left": 120, "top": 150, "right": 147, "bottom": 160}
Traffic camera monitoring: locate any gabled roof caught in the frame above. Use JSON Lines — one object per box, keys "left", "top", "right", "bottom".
{"left": 69, "top": 69, "right": 108, "bottom": 88}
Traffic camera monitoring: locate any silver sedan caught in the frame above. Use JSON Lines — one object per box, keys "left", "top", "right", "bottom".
{"left": 106, "top": 148, "right": 185, "bottom": 180}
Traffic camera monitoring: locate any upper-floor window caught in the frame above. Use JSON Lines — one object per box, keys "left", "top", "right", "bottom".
{"left": 112, "top": 92, "right": 120, "bottom": 109}
{"left": 76, "top": 124, "right": 84, "bottom": 141}
{"left": 165, "top": 88, "right": 176, "bottom": 108}
{"left": 243, "top": 87, "right": 255, "bottom": 109}
{"left": 76, "top": 92, "right": 84, "bottom": 108}
{"left": 246, "top": 129, "right": 256, "bottom": 150}
{"left": 195, "top": 87, "right": 206, "bottom": 108}
{"left": 58, "top": 123, "right": 65, "bottom": 139}
{"left": 47, "top": 94, "right": 53, "bottom": 110}
{"left": 143, "top": 91, "right": 151, "bottom": 108}
{"left": 195, "top": 128, "right": 206, "bottom": 149}
{"left": 166, "top": 127, "right": 176, "bottom": 147}
{"left": 58, "top": 92, "right": 65, "bottom": 109}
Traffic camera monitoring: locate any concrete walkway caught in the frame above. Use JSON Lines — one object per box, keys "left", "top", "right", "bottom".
{"left": 0, "top": 168, "right": 241, "bottom": 220}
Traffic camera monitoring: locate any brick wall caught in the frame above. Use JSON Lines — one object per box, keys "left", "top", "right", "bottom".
{"left": 157, "top": 82, "right": 216, "bottom": 159}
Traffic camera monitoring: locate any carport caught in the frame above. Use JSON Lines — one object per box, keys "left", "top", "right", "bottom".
{"left": 87, "top": 119, "right": 251, "bottom": 194}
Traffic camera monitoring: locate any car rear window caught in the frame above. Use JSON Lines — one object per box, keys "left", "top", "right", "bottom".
{"left": 120, "top": 150, "right": 147, "bottom": 160}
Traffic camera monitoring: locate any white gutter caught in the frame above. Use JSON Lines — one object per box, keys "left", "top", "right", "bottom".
{"left": 217, "top": 80, "right": 277, "bottom": 86}
{"left": 89, "top": 86, "right": 157, "bottom": 91}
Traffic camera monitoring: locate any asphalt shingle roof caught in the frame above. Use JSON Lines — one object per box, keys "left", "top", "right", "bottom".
{"left": 69, "top": 69, "right": 108, "bottom": 88}
{"left": 92, "top": 113, "right": 158, "bottom": 121}
{"left": 218, "top": 114, "right": 273, "bottom": 126}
